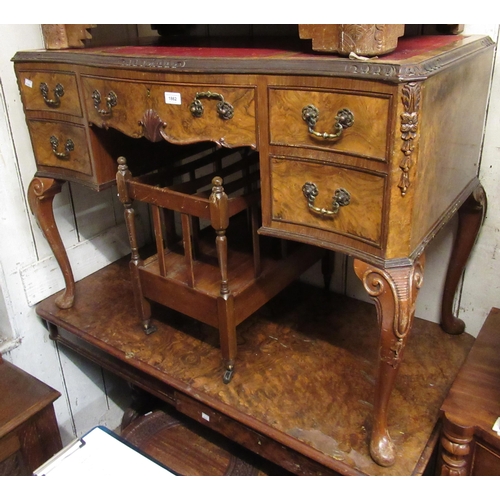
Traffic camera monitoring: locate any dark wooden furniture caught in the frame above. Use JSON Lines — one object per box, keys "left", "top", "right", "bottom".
{"left": 0, "top": 357, "right": 62, "bottom": 475}
{"left": 121, "top": 406, "right": 290, "bottom": 475}
{"left": 35, "top": 257, "right": 475, "bottom": 476}
{"left": 438, "top": 307, "right": 500, "bottom": 475}
{"left": 13, "top": 34, "right": 494, "bottom": 467}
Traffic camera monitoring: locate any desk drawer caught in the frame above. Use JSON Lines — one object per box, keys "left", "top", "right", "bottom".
{"left": 269, "top": 88, "right": 390, "bottom": 161}
{"left": 82, "top": 77, "right": 256, "bottom": 147}
{"left": 28, "top": 120, "right": 92, "bottom": 176}
{"left": 270, "top": 157, "right": 385, "bottom": 246}
{"left": 17, "top": 71, "right": 82, "bottom": 117}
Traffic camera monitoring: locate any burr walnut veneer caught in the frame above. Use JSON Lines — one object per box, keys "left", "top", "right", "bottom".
{"left": 13, "top": 34, "right": 494, "bottom": 467}
{"left": 35, "top": 261, "right": 475, "bottom": 476}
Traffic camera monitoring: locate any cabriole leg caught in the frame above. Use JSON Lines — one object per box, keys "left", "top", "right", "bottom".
{"left": 27, "top": 176, "right": 75, "bottom": 309}
{"left": 441, "top": 184, "right": 487, "bottom": 334}
{"left": 354, "top": 254, "right": 425, "bottom": 466}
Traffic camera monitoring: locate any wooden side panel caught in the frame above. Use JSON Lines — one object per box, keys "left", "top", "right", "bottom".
{"left": 409, "top": 47, "right": 494, "bottom": 251}
{"left": 139, "top": 268, "right": 219, "bottom": 327}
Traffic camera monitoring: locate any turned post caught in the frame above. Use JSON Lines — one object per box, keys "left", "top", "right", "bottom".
{"left": 210, "top": 176, "right": 236, "bottom": 383}
{"left": 116, "top": 156, "right": 156, "bottom": 335}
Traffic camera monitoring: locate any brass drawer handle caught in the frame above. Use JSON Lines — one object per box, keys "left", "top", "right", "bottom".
{"left": 39, "top": 82, "right": 64, "bottom": 107}
{"left": 302, "top": 105, "right": 354, "bottom": 140}
{"left": 92, "top": 89, "right": 118, "bottom": 116}
{"left": 189, "top": 91, "right": 234, "bottom": 120}
{"left": 302, "top": 182, "right": 350, "bottom": 217}
{"left": 50, "top": 135, "right": 74, "bottom": 159}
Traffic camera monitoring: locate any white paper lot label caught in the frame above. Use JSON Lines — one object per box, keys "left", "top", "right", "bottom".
{"left": 164, "top": 92, "right": 181, "bottom": 105}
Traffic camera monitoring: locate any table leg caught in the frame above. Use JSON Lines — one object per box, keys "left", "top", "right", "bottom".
{"left": 437, "top": 414, "right": 474, "bottom": 475}
{"left": 354, "top": 254, "right": 425, "bottom": 466}
{"left": 440, "top": 184, "right": 487, "bottom": 334}
{"left": 27, "top": 176, "right": 75, "bottom": 309}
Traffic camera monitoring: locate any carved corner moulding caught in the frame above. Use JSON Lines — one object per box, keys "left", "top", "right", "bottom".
{"left": 399, "top": 82, "right": 421, "bottom": 196}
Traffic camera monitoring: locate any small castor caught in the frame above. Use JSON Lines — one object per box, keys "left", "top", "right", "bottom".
{"left": 223, "top": 366, "right": 234, "bottom": 384}
{"left": 142, "top": 320, "right": 157, "bottom": 335}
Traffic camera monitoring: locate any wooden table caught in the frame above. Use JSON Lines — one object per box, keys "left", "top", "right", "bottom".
{"left": 13, "top": 34, "right": 494, "bottom": 467}
{"left": 0, "top": 357, "right": 62, "bottom": 475}
{"left": 438, "top": 307, "right": 500, "bottom": 475}
{"left": 35, "top": 257, "right": 475, "bottom": 475}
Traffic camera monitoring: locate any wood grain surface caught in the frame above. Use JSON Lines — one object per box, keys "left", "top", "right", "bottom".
{"left": 36, "top": 257, "right": 474, "bottom": 475}
{"left": 270, "top": 157, "right": 385, "bottom": 246}
{"left": 121, "top": 407, "right": 289, "bottom": 475}
{"left": 17, "top": 70, "right": 82, "bottom": 117}
{"left": 268, "top": 87, "right": 391, "bottom": 161}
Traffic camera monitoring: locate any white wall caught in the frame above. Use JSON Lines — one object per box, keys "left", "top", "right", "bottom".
{"left": 457, "top": 25, "right": 500, "bottom": 334}
{"left": 0, "top": 24, "right": 499, "bottom": 446}
{"left": 0, "top": 25, "right": 131, "bottom": 445}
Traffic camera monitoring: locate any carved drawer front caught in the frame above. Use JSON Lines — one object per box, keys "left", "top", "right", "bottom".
{"left": 82, "top": 77, "right": 256, "bottom": 147}
{"left": 270, "top": 157, "right": 385, "bottom": 246}
{"left": 17, "top": 71, "right": 82, "bottom": 117}
{"left": 268, "top": 88, "right": 391, "bottom": 161}
{"left": 148, "top": 83, "right": 256, "bottom": 148}
{"left": 28, "top": 120, "right": 92, "bottom": 176}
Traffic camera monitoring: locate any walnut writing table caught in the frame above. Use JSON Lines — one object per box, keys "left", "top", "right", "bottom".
{"left": 13, "top": 34, "right": 494, "bottom": 467}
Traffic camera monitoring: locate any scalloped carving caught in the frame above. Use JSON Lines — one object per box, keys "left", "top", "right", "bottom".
{"left": 139, "top": 109, "right": 167, "bottom": 143}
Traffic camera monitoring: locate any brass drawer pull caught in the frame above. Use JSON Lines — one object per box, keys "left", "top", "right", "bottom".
{"left": 39, "top": 82, "right": 64, "bottom": 107}
{"left": 92, "top": 89, "right": 118, "bottom": 116}
{"left": 302, "top": 182, "right": 350, "bottom": 217}
{"left": 189, "top": 91, "right": 234, "bottom": 120}
{"left": 50, "top": 135, "right": 74, "bottom": 159}
{"left": 302, "top": 105, "right": 354, "bottom": 140}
